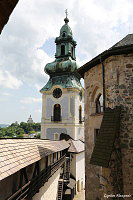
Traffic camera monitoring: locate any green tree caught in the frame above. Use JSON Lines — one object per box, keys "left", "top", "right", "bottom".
{"left": 20, "top": 122, "right": 28, "bottom": 133}
{"left": 4, "top": 127, "right": 16, "bottom": 137}
{"left": 0, "top": 121, "right": 41, "bottom": 138}
{"left": 33, "top": 123, "right": 41, "bottom": 132}
{"left": 36, "top": 132, "right": 41, "bottom": 139}
{"left": 0, "top": 128, "right": 5, "bottom": 138}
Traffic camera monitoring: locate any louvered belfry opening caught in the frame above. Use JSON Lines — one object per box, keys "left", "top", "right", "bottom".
{"left": 61, "top": 45, "right": 65, "bottom": 55}
{"left": 95, "top": 93, "right": 103, "bottom": 114}
{"left": 54, "top": 104, "right": 61, "bottom": 121}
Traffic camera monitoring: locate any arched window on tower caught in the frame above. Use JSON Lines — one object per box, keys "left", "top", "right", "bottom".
{"left": 52, "top": 104, "right": 62, "bottom": 121}
{"left": 95, "top": 94, "right": 103, "bottom": 113}
{"left": 79, "top": 105, "right": 82, "bottom": 123}
{"left": 71, "top": 47, "right": 74, "bottom": 57}
{"left": 62, "top": 32, "right": 66, "bottom": 37}
{"left": 61, "top": 45, "right": 65, "bottom": 55}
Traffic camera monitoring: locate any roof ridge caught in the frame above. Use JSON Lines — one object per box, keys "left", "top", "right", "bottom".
{"left": 109, "top": 33, "right": 133, "bottom": 50}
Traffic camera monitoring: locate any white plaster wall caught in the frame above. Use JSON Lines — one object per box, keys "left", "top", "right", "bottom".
{"left": 41, "top": 94, "right": 46, "bottom": 122}
{"left": 70, "top": 152, "right": 85, "bottom": 192}
{"left": 41, "top": 87, "right": 84, "bottom": 140}
{"left": 76, "top": 152, "right": 85, "bottom": 190}
{"left": 32, "top": 168, "right": 61, "bottom": 200}
{"left": 41, "top": 125, "right": 45, "bottom": 139}
{"left": 75, "top": 126, "right": 84, "bottom": 140}
{"left": 43, "top": 90, "right": 75, "bottom": 123}
{"left": 41, "top": 124, "right": 76, "bottom": 139}
{"left": 74, "top": 92, "right": 84, "bottom": 123}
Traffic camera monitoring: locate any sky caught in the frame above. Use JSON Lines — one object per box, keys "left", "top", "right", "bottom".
{"left": 0, "top": 0, "right": 133, "bottom": 124}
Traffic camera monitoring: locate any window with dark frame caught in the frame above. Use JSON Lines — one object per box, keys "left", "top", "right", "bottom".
{"left": 95, "top": 94, "right": 103, "bottom": 113}
{"left": 79, "top": 91, "right": 82, "bottom": 101}
{"left": 53, "top": 104, "right": 61, "bottom": 121}
{"left": 50, "top": 154, "right": 53, "bottom": 164}
{"left": 71, "top": 46, "right": 74, "bottom": 57}
{"left": 94, "top": 129, "right": 100, "bottom": 143}
{"left": 79, "top": 105, "right": 82, "bottom": 123}
{"left": 61, "top": 45, "right": 65, "bottom": 55}
{"left": 62, "top": 32, "right": 66, "bottom": 37}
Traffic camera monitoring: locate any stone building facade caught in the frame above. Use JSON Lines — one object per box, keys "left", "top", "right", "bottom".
{"left": 78, "top": 34, "right": 133, "bottom": 200}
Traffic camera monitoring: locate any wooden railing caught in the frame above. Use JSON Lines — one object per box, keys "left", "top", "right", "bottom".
{"left": 64, "top": 157, "right": 70, "bottom": 180}
{"left": 7, "top": 155, "right": 66, "bottom": 200}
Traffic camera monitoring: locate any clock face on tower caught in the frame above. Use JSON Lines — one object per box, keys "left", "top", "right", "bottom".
{"left": 53, "top": 88, "right": 62, "bottom": 98}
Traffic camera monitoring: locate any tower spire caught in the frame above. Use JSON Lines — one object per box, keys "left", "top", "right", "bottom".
{"left": 64, "top": 9, "right": 69, "bottom": 24}
{"left": 65, "top": 9, "right": 68, "bottom": 18}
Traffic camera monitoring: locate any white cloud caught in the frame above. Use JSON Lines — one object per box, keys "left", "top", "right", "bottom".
{"left": 21, "top": 106, "right": 26, "bottom": 110}
{"left": 2, "top": 92, "right": 11, "bottom": 96}
{"left": 1, "top": 0, "right": 133, "bottom": 89}
{"left": 0, "top": 70, "right": 22, "bottom": 89}
{"left": 35, "top": 109, "right": 42, "bottom": 114}
{"left": 31, "top": 49, "right": 51, "bottom": 78}
{"left": 0, "top": 0, "right": 133, "bottom": 124}
{"left": 34, "top": 83, "right": 45, "bottom": 91}
{"left": 20, "top": 97, "right": 42, "bottom": 104}
{"left": 72, "top": 0, "right": 133, "bottom": 60}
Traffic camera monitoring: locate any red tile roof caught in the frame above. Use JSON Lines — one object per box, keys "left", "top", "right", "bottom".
{"left": 0, "top": 139, "right": 69, "bottom": 181}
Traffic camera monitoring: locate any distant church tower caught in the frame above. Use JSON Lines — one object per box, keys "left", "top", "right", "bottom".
{"left": 40, "top": 14, "right": 84, "bottom": 141}
{"left": 27, "top": 115, "right": 34, "bottom": 123}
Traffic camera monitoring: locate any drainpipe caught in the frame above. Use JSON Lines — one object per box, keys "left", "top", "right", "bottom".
{"left": 100, "top": 56, "right": 106, "bottom": 112}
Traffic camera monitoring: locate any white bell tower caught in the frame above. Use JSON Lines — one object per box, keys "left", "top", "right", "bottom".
{"left": 40, "top": 15, "right": 84, "bottom": 141}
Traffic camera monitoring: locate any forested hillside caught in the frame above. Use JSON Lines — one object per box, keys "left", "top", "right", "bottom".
{"left": 0, "top": 122, "right": 41, "bottom": 138}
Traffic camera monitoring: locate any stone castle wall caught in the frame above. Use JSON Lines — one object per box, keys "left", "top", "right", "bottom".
{"left": 84, "top": 54, "right": 133, "bottom": 199}
{"left": 105, "top": 54, "right": 133, "bottom": 199}
{"left": 84, "top": 63, "right": 103, "bottom": 200}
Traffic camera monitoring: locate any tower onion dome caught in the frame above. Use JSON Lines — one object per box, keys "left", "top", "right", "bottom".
{"left": 45, "top": 59, "right": 80, "bottom": 77}
{"left": 41, "top": 13, "right": 82, "bottom": 92}
{"left": 60, "top": 17, "right": 72, "bottom": 37}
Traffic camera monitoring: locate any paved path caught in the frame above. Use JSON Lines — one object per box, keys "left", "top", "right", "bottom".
{"left": 74, "top": 190, "right": 85, "bottom": 200}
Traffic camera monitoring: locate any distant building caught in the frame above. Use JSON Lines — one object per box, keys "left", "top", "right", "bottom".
{"left": 27, "top": 115, "right": 34, "bottom": 123}
{"left": 78, "top": 34, "right": 133, "bottom": 200}
{"left": 40, "top": 14, "right": 85, "bottom": 198}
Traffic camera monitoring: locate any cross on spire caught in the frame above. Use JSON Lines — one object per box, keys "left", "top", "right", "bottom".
{"left": 65, "top": 9, "right": 68, "bottom": 18}
{"left": 64, "top": 9, "right": 69, "bottom": 24}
